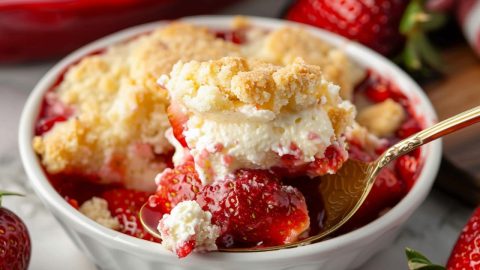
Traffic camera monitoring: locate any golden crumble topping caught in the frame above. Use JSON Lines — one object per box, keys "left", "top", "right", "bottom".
{"left": 250, "top": 27, "right": 364, "bottom": 100}
{"left": 163, "top": 56, "right": 344, "bottom": 114}
{"left": 33, "top": 23, "right": 241, "bottom": 190}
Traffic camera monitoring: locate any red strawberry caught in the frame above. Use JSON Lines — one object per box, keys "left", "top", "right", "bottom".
{"left": 340, "top": 167, "right": 406, "bottom": 232}
{"left": 278, "top": 145, "right": 347, "bottom": 177}
{"left": 148, "top": 161, "right": 202, "bottom": 214}
{"left": 286, "top": 0, "right": 408, "bottom": 56}
{"left": 167, "top": 102, "right": 189, "bottom": 147}
{"left": 397, "top": 118, "right": 422, "bottom": 139}
{"left": 405, "top": 207, "right": 480, "bottom": 269}
{"left": 446, "top": 207, "right": 480, "bottom": 269}
{"left": 102, "top": 189, "right": 157, "bottom": 242}
{"left": 0, "top": 191, "right": 31, "bottom": 270}
{"left": 286, "top": 0, "right": 445, "bottom": 73}
{"left": 395, "top": 155, "right": 420, "bottom": 191}
{"left": 197, "top": 169, "right": 310, "bottom": 248}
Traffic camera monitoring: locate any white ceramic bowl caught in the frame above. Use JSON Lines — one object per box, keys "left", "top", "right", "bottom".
{"left": 19, "top": 16, "right": 441, "bottom": 270}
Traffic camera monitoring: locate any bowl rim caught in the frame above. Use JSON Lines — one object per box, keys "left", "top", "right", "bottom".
{"left": 19, "top": 15, "right": 442, "bottom": 263}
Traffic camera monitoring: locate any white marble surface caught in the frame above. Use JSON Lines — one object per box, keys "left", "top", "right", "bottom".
{"left": 0, "top": 0, "right": 474, "bottom": 269}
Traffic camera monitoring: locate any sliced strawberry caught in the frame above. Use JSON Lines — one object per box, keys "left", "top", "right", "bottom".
{"left": 340, "top": 167, "right": 406, "bottom": 232}
{"left": 102, "top": 189, "right": 157, "bottom": 242}
{"left": 197, "top": 169, "right": 310, "bottom": 248}
{"left": 149, "top": 161, "right": 202, "bottom": 214}
{"left": 447, "top": 207, "right": 480, "bottom": 269}
{"left": 167, "top": 102, "right": 189, "bottom": 147}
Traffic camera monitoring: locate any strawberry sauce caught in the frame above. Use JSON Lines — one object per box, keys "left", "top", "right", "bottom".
{"left": 35, "top": 30, "right": 424, "bottom": 248}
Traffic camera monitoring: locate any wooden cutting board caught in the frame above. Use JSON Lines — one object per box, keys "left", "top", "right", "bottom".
{"left": 423, "top": 42, "right": 480, "bottom": 204}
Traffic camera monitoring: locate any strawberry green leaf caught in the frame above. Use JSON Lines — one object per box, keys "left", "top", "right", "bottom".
{"left": 406, "top": 248, "right": 446, "bottom": 270}
{"left": 404, "top": 36, "right": 422, "bottom": 70}
{"left": 400, "top": 0, "right": 423, "bottom": 34}
{"left": 397, "top": 0, "right": 445, "bottom": 72}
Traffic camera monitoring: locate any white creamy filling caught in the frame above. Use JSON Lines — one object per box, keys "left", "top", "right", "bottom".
{"left": 158, "top": 201, "right": 220, "bottom": 253}
{"left": 184, "top": 105, "right": 335, "bottom": 184}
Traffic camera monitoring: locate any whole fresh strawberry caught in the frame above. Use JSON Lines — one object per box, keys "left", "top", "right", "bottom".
{"left": 446, "top": 207, "right": 480, "bottom": 269}
{"left": 286, "top": 0, "right": 408, "bottom": 56}
{"left": 286, "top": 0, "right": 445, "bottom": 71}
{"left": 405, "top": 207, "right": 480, "bottom": 269}
{"left": 0, "top": 191, "right": 31, "bottom": 270}
{"left": 102, "top": 189, "right": 158, "bottom": 242}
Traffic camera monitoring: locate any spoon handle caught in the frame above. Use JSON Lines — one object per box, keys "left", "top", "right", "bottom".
{"left": 377, "top": 106, "right": 480, "bottom": 169}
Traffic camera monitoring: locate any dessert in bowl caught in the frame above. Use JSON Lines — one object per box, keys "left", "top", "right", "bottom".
{"left": 19, "top": 16, "right": 441, "bottom": 270}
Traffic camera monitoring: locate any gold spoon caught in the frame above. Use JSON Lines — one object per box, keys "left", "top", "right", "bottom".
{"left": 140, "top": 106, "right": 480, "bottom": 252}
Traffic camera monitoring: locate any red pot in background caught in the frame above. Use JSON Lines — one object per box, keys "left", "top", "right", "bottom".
{"left": 0, "top": 0, "right": 239, "bottom": 63}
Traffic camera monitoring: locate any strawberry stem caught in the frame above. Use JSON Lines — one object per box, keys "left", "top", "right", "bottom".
{"left": 405, "top": 247, "right": 446, "bottom": 270}
{"left": 0, "top": 191, "right": 24, "bottom": 207}
{"left": 397, "top": 0, "right": 446, "bottom": 72}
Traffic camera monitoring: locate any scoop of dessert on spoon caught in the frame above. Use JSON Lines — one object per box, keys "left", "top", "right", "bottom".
{"left": 140, "top": 106, "right": 480, "bottom": 252}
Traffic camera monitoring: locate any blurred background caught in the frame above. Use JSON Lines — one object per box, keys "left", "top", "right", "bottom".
{"left": 0, "top": 0, "right": 479, "bottom": 269}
